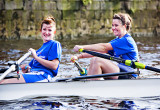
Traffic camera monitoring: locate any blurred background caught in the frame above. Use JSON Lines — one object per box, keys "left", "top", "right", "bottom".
{"left": 0, "top": 0, "right": 159, "bottom": 40}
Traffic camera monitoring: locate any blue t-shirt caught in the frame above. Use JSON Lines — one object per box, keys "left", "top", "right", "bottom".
{"left": 108, "top": 34, "right": 139, "bottom": 78}
{"left": 108, "top": 33, "right": 139, "bottom": 61}
{"left": 29, "top": 40, "right": 62, "bottom": 77}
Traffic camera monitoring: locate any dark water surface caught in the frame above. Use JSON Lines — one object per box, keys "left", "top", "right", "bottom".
{"left": 0, "top": 36, "right": 160, "bottom": 109}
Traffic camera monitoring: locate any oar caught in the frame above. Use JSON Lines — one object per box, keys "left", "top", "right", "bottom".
{"left": 0, "top": 51, "right": 31, "bottom": 81}
{"left": 71, "top": 58, "right": 87, "bottom": 76}
{"left": 57, "top": 71, "right": 137, "bottom": 82}
{"left": 79, "top": 49, "right": 160, "bottom": 73}
{"left": 74, "top": 61, "right": 87, "bottom": 76}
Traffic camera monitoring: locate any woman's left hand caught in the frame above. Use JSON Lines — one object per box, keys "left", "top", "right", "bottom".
{"left": 70, "top": 56, "right": 78, "bottom": 63}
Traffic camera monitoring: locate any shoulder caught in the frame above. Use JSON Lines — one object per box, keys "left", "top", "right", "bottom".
{"left": 50, "top": 41, "right": 62, "bottom": 52}
{"left": 123, "top": 33, "right": 133, "bottom": 39}
{"left": 109, "top": 37, "right": 119, "bottom": 43}
{"left": 124, "top": 34, "right": 135, "bottom": 43}
{"left": 120, "top": 34, "right": 134, "bottom": 43}
{"left": 50, "top": 40, "right": 62, "bottom": 47}
{"left": 50, "top": 40, "right": 61, "bottom": 44}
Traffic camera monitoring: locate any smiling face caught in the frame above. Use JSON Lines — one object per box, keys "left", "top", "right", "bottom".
{"left": 112, "top": 19, "right": 127, "bottom": 38}
{"left": 41, "top": 23, "right": 56, "bottom": 43}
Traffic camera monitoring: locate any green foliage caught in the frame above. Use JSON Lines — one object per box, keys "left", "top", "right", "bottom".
{"left": 82, "top": 0, "right": 92, "bottom": 6}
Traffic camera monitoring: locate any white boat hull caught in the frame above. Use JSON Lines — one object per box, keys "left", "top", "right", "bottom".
{"left": 0, "top": 78, "right": 160, "bottom": 100}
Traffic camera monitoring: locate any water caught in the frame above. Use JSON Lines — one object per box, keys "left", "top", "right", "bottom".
{"left": 0, "top": 36, "right": 160, "bottom": 109}
{"left": 1, "top": 96, "right": 160, "bottom": 109}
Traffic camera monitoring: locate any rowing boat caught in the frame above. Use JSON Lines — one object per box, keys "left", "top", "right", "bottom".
{"left": 0, "top": 50, "right": 160, "bottom": 101}
{"left": 0, "top": 78, "right": 160, "bottom": 100}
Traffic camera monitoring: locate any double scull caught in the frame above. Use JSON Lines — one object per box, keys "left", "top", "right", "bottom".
{"left": 0, "top": 78, "right": 160, "bottom": 100}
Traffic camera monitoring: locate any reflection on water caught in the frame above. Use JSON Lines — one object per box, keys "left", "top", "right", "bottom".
{"left": 0, "top": 96, "right": 160, "bottom": 109}
{"left": 0, "top": 36, "right": 160, "bottom": 109}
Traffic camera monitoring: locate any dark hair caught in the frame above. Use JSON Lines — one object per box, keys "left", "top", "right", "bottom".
{"left": 113, "top": 13, "right": 132, "bottom": 31}
{"left": 41, "top": 16, "right": 56, "bottom": 30}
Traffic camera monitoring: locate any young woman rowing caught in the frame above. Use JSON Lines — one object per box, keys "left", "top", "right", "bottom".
{"left": 71, "top": 13, "right": 139, "bottom": 80}
{"left": 1, "top": 16, "right": 62, "bottom": 84}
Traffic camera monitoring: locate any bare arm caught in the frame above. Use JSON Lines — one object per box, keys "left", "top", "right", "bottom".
{"left": 71, "top": 43, "right": 113, "bottom": 61}
{"left": 29, "top": 48, "right": 59, "bottom": 70}
{"left": 73, "top": 43, "right": 113, "bottom": 53}
{"left": 34, "top": 57, "right": 59, "bottom": 70}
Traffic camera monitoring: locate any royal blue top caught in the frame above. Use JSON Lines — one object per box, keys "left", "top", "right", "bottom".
{"left": 108, "top": 33, "right": 139, "bottom": 61}
{"left": 29, "top": 40, "right": 62, "bottom": 77}
{"left": 108, "top": 34, "right": 139, "bottom": 77}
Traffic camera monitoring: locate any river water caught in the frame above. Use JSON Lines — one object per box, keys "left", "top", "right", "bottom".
{"left": 0, "top": 36, "right": 160, "bottom": 109}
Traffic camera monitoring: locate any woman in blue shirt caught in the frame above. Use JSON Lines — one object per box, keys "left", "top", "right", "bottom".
{"left": 71, "top": 13, "right": 139, "bottom": 80}
{"left": 1, "top": 16, "right": 62, "bottom": 83}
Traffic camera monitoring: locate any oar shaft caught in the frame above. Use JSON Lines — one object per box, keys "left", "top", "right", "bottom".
{"left": 74, "top": 61, "right": 87, "bottom": 76}
{"left": 74, "top": 61, "right": 83, "bottom": 73}
{"left": 0, "top": 65, "right": 16, "bottom": 81}
{"left": 145, "top": 66, "right": 160, "bottom": 73}
{"left": 16, "top": 51, "right": 32, "bottom": 65}
{"left": 0, "top": 51, "right": 31, "bottom": 81}
{"left": 80, "top": 49, "right": 125, "bottom": 64}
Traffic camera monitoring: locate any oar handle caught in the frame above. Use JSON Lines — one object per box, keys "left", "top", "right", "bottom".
{"left": 74, "top": 61, "right": 87, "bottom": 76}
{"left": 16, "top": 51, "right": 32, "bottom": 65}
{"left": 79, "top": 49, "right": 125, "bottom": 63}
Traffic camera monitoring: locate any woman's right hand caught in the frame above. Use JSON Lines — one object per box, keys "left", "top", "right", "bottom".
{"left": 73, "top": 45, "right": 83, "bottom": 52}
{"left": 70, "top": 56, "right": 78, "bottom": 63}
{"left": 29, "top": 48, "right": 37, "bottom": 59}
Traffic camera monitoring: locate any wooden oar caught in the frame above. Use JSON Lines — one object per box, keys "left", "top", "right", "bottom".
{"left": 79, "top": 49, "right": 160, "bottom": 73}
{"left": 57, "top": 71, "right": 137, "bottom": 82}
{"left": 0, "top": 51, "right": 31, "bottom": 81}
